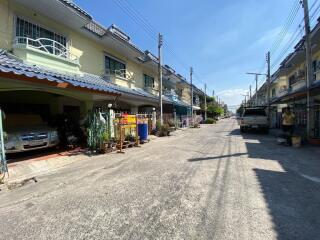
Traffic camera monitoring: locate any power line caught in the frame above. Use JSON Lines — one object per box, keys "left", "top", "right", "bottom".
{"left": 253, "top": 0, "right": 301, "bottom": 77}
{"left": 112, "top": 0, "right": 197, "bottom": 80}
{"left": 271, "top": 25, "right": 304, "bottom": 71}
{"left": 113, "top": 0, "right": 157, "bottom": 41}
{"left": 270, "top": 0, "right": 301, "bottom": 55}
{"left": 270, "top": 0, "right": 320, "bottom": 71}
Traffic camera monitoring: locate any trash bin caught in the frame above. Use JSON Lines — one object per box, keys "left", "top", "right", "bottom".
{"left": 138, "top": 123, "right": 148, "bottom": 141}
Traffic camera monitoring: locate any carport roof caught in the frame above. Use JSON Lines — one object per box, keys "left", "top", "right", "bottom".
{"left": 0, "top": 50, "right": 178, "bottom": 103}
{"left": 0, "top": 50, "right": 122, "bottom": 95}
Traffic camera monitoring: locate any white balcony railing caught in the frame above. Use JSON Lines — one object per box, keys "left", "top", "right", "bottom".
{"left": 14, "top": 36, "right": 78, "bottom": 62}
{"left": 278, "top": 87, "right": 288, "bottom": 97}
{"left": 105, "top": 69, "right": 134, "bottom": 81}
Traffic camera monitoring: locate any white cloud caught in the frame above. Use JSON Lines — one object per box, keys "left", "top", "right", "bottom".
{"left": 217, "top": 89, "right": 248, "bottom": 110}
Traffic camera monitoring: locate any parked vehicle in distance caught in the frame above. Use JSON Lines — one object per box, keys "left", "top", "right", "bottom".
{"left": 3, "top": 114, "right": 59, "bottom": 153}
{"left": 239, "top": 108, "right": 269, "bottom": 133}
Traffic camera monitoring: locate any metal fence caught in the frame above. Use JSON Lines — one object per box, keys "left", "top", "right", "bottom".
{"left": 0, "top": 109, "right": 8, "bottom": 175}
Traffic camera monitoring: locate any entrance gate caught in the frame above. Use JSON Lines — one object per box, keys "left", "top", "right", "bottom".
{"left": 0, "top": 109, "right": 8, "bottom": 177}
{"left": 314, "top": 105, "right": 320, "bottom": 138}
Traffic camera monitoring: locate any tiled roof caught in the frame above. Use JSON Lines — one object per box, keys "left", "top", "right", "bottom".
{"left": 56, "top": 1, "right": 193, "bottom": 91}
{"left": 0, "top": 50, "right": 178, "bottom": 104}
{"left": 0, "top": 50, "right": 121, "bottom": 95}
{"left": 59, "top": 0, "right": 92, "bottom": 19}
{"left": 164, "top": 94, "right": 191, "bottom": 107}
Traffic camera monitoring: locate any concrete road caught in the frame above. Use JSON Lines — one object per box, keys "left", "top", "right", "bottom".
{"left": 0, "top": 119, "right": 320, "bottom": 240}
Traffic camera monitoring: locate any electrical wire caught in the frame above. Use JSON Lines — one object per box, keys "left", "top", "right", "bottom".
{"left": 270, "top": 0, "right": 301, "bottom": 55}
{"left": 112, "top": 0, "right": 205, "bottom": 85}
{"left": 270, "top": 0, "right": 320, "bottom": 72}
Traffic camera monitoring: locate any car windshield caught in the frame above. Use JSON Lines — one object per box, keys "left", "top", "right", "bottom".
{"left": 244, "top": 109, "right": 266, "bottom": 116}
{"left": 4, "top": 114, "right": 45, "bottom": 128}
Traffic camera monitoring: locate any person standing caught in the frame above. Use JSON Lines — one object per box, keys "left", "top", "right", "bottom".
{"left": 282, "top": 107, "right": 295, "bottom": 135}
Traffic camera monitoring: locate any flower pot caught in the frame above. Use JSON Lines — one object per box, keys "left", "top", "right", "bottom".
{"left": 291, "top": 136, "right": 301, "bottom": 147}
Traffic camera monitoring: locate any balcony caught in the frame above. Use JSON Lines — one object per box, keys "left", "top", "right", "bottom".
{"left": 13, "top": 37, "right": 80, "bottom": 73}
{"left": 164, "top": 89, "right": 179, "bottom": 102}
{"left": 105, "top": 69, "right": 135, "bottom": 88}
{"left": 289, "top": 70, "right": 306, "bottom": 91}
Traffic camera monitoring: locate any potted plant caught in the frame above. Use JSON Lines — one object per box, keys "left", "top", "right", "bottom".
{"left": 99, "top": 131, "right": 110, "bottom": 153}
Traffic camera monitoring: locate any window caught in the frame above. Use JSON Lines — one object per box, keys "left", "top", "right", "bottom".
{"left": 272, "top": 88, "right": 276, "bottom": 97}
{"left": 289, "top": 75, "right": 297, "bottom": 86}
{"left": 15, "top": 17, "right": 67, "bottom": 57}
{"left": 243, "top": 109, "right": 266, "bottom": 116}
{"left": 105, "top": 55, "right": 126, "bottom": 78}
{"left": 144, "top": 74, "right": 154, "bottom": 88}
{"left": 313, "top": 60, "right": 318, "bottom": 80}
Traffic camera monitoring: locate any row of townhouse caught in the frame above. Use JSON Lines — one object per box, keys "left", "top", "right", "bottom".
{"left": 252, "top": 18, "right": 320, "bottom": 142}
{"left": 0, "top": 0, "right": 206, "bottom": 131}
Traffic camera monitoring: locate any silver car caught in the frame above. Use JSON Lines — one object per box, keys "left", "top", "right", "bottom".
{"left": 4, "top": 114, "right": 59, "bottom": 153}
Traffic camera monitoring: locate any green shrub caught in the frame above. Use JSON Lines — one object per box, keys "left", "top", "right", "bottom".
{"left": 158, "top": 124, "right": 170, "bottom": 137}
{"left": 204, "top": 118, "right": 215, "bottom": 124}
{"left": 167, "top": 119, "right": 175, "bottom": 128}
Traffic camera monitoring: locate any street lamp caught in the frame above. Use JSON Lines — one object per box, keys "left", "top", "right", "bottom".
{"left": 107, "top": 103, "right": 113, "bottom": 139}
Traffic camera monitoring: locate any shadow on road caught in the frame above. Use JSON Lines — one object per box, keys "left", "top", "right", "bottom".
{"left": 234, "top": 126, "right": 320, "bottom": 240}
{"left": 254, "top": 168, "right": 320, "bottom": 240}
{"left": 188, "top": 153, "right": 247, "bottom": 162}
{"left": 190, "top": 124, "right": 320, "bottom": 239}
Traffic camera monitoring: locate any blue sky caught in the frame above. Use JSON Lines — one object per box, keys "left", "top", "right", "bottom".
{"left": 74, "top": 0, "right": 314, "bottom": 108}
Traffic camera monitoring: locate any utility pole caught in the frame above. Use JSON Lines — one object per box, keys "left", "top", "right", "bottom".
{"left": 204, "top": 83, "right": 207, "bottom": 120}
{"left": 249, "top": 85, "right": 252, "bottom": 106}
{"left": 266, "top": 51, "right": 271, "bottom": 126}
{"left": 246, "top": 72, "right": 266, "bottom": 107}
{"left": 241, "top": 94, "right": 248, "bottom": 107}
{"left": 158, "top": 33, "right": 163, "bottom": 125}
{"left": 303, "top": 0, "right": 312, "bottom": 139}
{"left": 255, "top": 75, "right": 258, "bottom": 106}
{"left": 190, "top": 67, "right": 194, "bottom": 126}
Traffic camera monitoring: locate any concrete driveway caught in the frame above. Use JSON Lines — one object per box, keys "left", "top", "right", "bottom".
{"left": 0, "top": 119, "right": 320, "bottom": 240}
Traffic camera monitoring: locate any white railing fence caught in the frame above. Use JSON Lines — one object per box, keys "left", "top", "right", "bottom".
{"left": 0, "top": 109, "right": 8, "bottom": 177}
{"left": 105, "top": 68, "right": 134, "bottom": 80}
{"left": 14, "top": 36, "right": 78, "bottom": 62}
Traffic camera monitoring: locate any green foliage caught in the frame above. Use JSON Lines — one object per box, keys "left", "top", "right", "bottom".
{"left": 204, "top": 118, "right": 215, "bottom": 124}
{"left": 125, "top": 134, "right": 135, "bottom": 142}
{"left": 158, "top": 124, "right": 170, "bottom": 137}
{"left": 207, "top": 105, "right": 224, "bottom": 116}
{"left": 102, "top": 131, "right": 109, "bottom": 142}
{"left": 167, "top": 119, "right": 175, "bottom": 128}
{"left": 206, "top": 96, "right": 215, "bottom": 103}
{"left": 156, "top": 120, "right": 161, "bottom": 131}
{"left": 87, "top": 111, "right": 108, "bottom": 152}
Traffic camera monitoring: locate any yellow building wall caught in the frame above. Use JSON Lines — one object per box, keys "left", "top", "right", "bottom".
{"left": 0, "top": 0, "right": 14, "bottom": 50}
{"left": 1, "top": 0, "right": 159, "bottom": 91}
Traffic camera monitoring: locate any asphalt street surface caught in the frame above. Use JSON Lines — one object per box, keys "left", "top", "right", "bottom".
{"left": 0, "top": 119, "right": 320, "bottom": 240}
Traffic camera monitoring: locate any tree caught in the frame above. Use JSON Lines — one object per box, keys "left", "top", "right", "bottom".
{"left": 207, "top": 105, "right": 224, "bottom": 118}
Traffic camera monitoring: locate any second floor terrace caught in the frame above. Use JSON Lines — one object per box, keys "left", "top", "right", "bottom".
{"left": 12, "top": 17, "right": 81, "bottom": 73}
{"left": 288, "top": 69, "right": 306, "bottom": 91}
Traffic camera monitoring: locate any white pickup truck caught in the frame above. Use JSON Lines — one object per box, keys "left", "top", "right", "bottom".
{"left": 239, "top": 108, "right": 269, "bottom": 133}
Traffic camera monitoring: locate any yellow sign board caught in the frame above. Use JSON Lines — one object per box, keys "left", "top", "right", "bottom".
{"left": 119, "top": 114, "right": 136, "bottom": 125}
